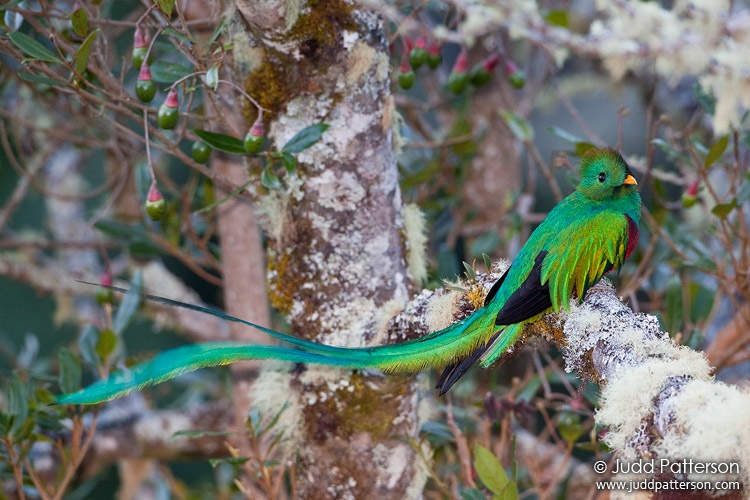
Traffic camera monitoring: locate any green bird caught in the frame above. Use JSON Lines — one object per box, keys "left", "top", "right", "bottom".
{"left": 57, "top": 148, "right": 640, "bottom": 405}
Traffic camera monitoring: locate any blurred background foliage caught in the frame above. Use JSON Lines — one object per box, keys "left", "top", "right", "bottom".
{"left": 0, "top": 0, "right": 748, "bottom": 498}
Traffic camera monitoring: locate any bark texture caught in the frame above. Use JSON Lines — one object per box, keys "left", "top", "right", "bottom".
{"left": 233, "top": 2, "right": 422, "bottom": 497}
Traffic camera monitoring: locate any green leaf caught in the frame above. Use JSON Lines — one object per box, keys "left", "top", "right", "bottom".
{"left": 248, "top": 407, "right": 262, "bottom": 437}
{"left": 261, "top": 401, "right": 291, "bottom": 434}
{"left": 155, "top": 0, "right": 175, "bottom": 17}
{"left": 547, "top": 126, "right": 581, "bottom": 144}
{"left": 499, "top": 110, "right": 534, "bottom": 142}
{"left": 0, "top": 0, "right": 24, "bottom": 10}
{"left": 150, "top": 60, "right": 193, "bottom": 84}
{"left": 261, "top": 165, "right": 282, "bottom": 190}
{"left": 705, "top": 135, "right": 729, "bottom": 167}
{"left": 162, "top": 27, "right": 195, "bottom": 45}
{"left": 9, "top": 31, "right": 62, "bottom": 63}
{"left": 18, "top": 70, "right": 67, "bottom": 87}
{"left": 462, "top": 261, "right": 476, "bottom": 281}
{"left": 58, "top": 348, "right": 82, "bottom": 394}
{"left": 544, "top": 9, "right": 569, "bottom": 28}
{"left": 461, "top": 489, "right": 486, "bottom": 500}
{"left": 449, "top": 115, "right": 477, "bottom": 156}
{"left": 650, "top": 138, "right": 680, "bottom": 160}
{"left": 482, "top": 253, "right": 493, "bottom": 272}
{"left": 8, "top": 375, "right": 28, "bottom": 434}
{"left": 128, "top": 239, "right": 167, "bottom": 258}
{"left": 204, "top": 64, "right": 219, "bottom": 91}
{"left": 208, "top": 17, "right": 227, "bottom": 45}
{"left": 95, "top": 328, "right": 118, "bottom": 361}
{"left": 474, "top": 445, "right": 509, "bottom": 496}
{"left": 94, "top": 218, "right": 149, "bottom": 239}
{"left": 193, "top": 129, "right": 245, "bottom": 154}
{"left": 78, "top": 324, "right": 100, "bottom": 366}
{"left": 74, "top": 28, "right": 99, "bottom": 76}
{"left": 209, "top": 457, "right": 250, "bottom": 467}
{"left": 113, "top": 270, "right": 142, "bottom": 334}
{"left": 281, "top": 123, "right": 329, "bottom": 153}
{"left": 515, "top": 376, "right": 541, "bottom": 401}
{"left": 420, "top": 421, "right": 454, "bottom": 442}
{"left": 71, "top": 8, "right": 89, "bottom": 37}
{"left": 557, "top": 412, "right": 584, "bottom": 444}
{"left": 711, "top": 198, "right": 737, "bottom": 219}
{"left": 13, "top": 416, "right": 36, "bottom": 441}
{"left": 280, "top": 151, "right": 297, "bottom": 173}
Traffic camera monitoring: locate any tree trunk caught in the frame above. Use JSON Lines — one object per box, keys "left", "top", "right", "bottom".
{"left": 231, "top": 1, "right": 423, "bottom": 497}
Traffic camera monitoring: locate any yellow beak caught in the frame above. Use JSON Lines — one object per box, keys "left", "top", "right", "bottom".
{"left": 623, "top": 174, "right": 637, "bottom": 186}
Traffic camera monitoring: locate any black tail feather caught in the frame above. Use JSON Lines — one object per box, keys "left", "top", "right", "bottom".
{"left": 435, "top": 331, "right": 500, "bottom": 396}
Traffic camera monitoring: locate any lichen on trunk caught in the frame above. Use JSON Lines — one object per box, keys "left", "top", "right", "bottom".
{"left": 231, "top": 2, "right": 425, "bottom": 497}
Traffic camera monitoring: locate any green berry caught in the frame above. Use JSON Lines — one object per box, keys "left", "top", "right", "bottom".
{"left": 146, "top": 185, "right": 167, "bottom": 221}
{"left": 469, "top": 66, "right": 491, "bottom": 86}
{"left": 132, "top": 47, "right": 148, "bottom": 71}
{"left": 409, "top": 48, "right": 428, "bottom": 69}
{"left": 96, "top": 271, "right": 114, "bottom": 304}
{"left": 132, "top": 26, "right": 150, "bottom": 70}
{"left": 243, "top": 131, "right": 264, "bottom": 154}
{"left": 508, "top": 70, "right": 526, "bottom": 89}
{"left": 398, "top": 69, "right": 415, "bottom": 90}
{"left": 681, "top": 193, "right": 697, "bottom": 208}
{"left": 136, "top": 64, "right": 156, "bottom": 102}
{"left": 96, "top": 287, "right": 114, "bottom": 304}
{"left": 557, "top": 412, "right": 584, "bottom": 445}
{"left": 136, "top": 79, "right": 156, "bottom": 102}
{"left": 157, "top": 89, "right": 179, "bottom": 129}
{"left": 447, "top": 49, "right": 469, "bottom": 94}
{"left": 682, "top": 180, "right": 700, "bottom": 208}
{"left": 191, "top": 141, "right": 211, "bottom": 164}
{"left": 504, "top": 61, "right": 526, "bottom": 89}
{"left": 427, "top": 43, "right": 442, "bottom": 69}
{"left": 409, "top": 36, "right": 428, "bottom": 69}
{"left": 157, "top": 105, "right": 178, "bottom": 129}
{"left": 243, "top": 117, "right": 265, "bottom": 154}
{"left": 447, "top": 71, "right": 468, "bottom": 94}
{"left": 469, "top": 54, "right": 500, "bottom": 87}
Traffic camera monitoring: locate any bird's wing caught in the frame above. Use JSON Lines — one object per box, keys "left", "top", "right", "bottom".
{"left": 541, "top": 210, "right": 630, "bottom": 312}
{"left": 493, "top": 251, "right": 552, "bottom": 326}
{"left": 435, "top": 253, "right": 551, "bottom": 394}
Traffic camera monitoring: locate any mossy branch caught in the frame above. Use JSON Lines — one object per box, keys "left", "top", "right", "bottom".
{"left": 561, "top": 279, "right": 750, "bottom": 489}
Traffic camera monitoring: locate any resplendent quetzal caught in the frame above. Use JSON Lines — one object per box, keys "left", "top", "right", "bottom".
{"left": 57, "top": 147, "right": 640, "bottom": 405}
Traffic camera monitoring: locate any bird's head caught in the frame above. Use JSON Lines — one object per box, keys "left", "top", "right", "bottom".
{"left": 576, "top": 148, "right": 638, "bottom": 201}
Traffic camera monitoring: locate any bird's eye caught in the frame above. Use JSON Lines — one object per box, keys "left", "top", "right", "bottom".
{"left": 598, "top": 172, "right": 606, "bottom": 183}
